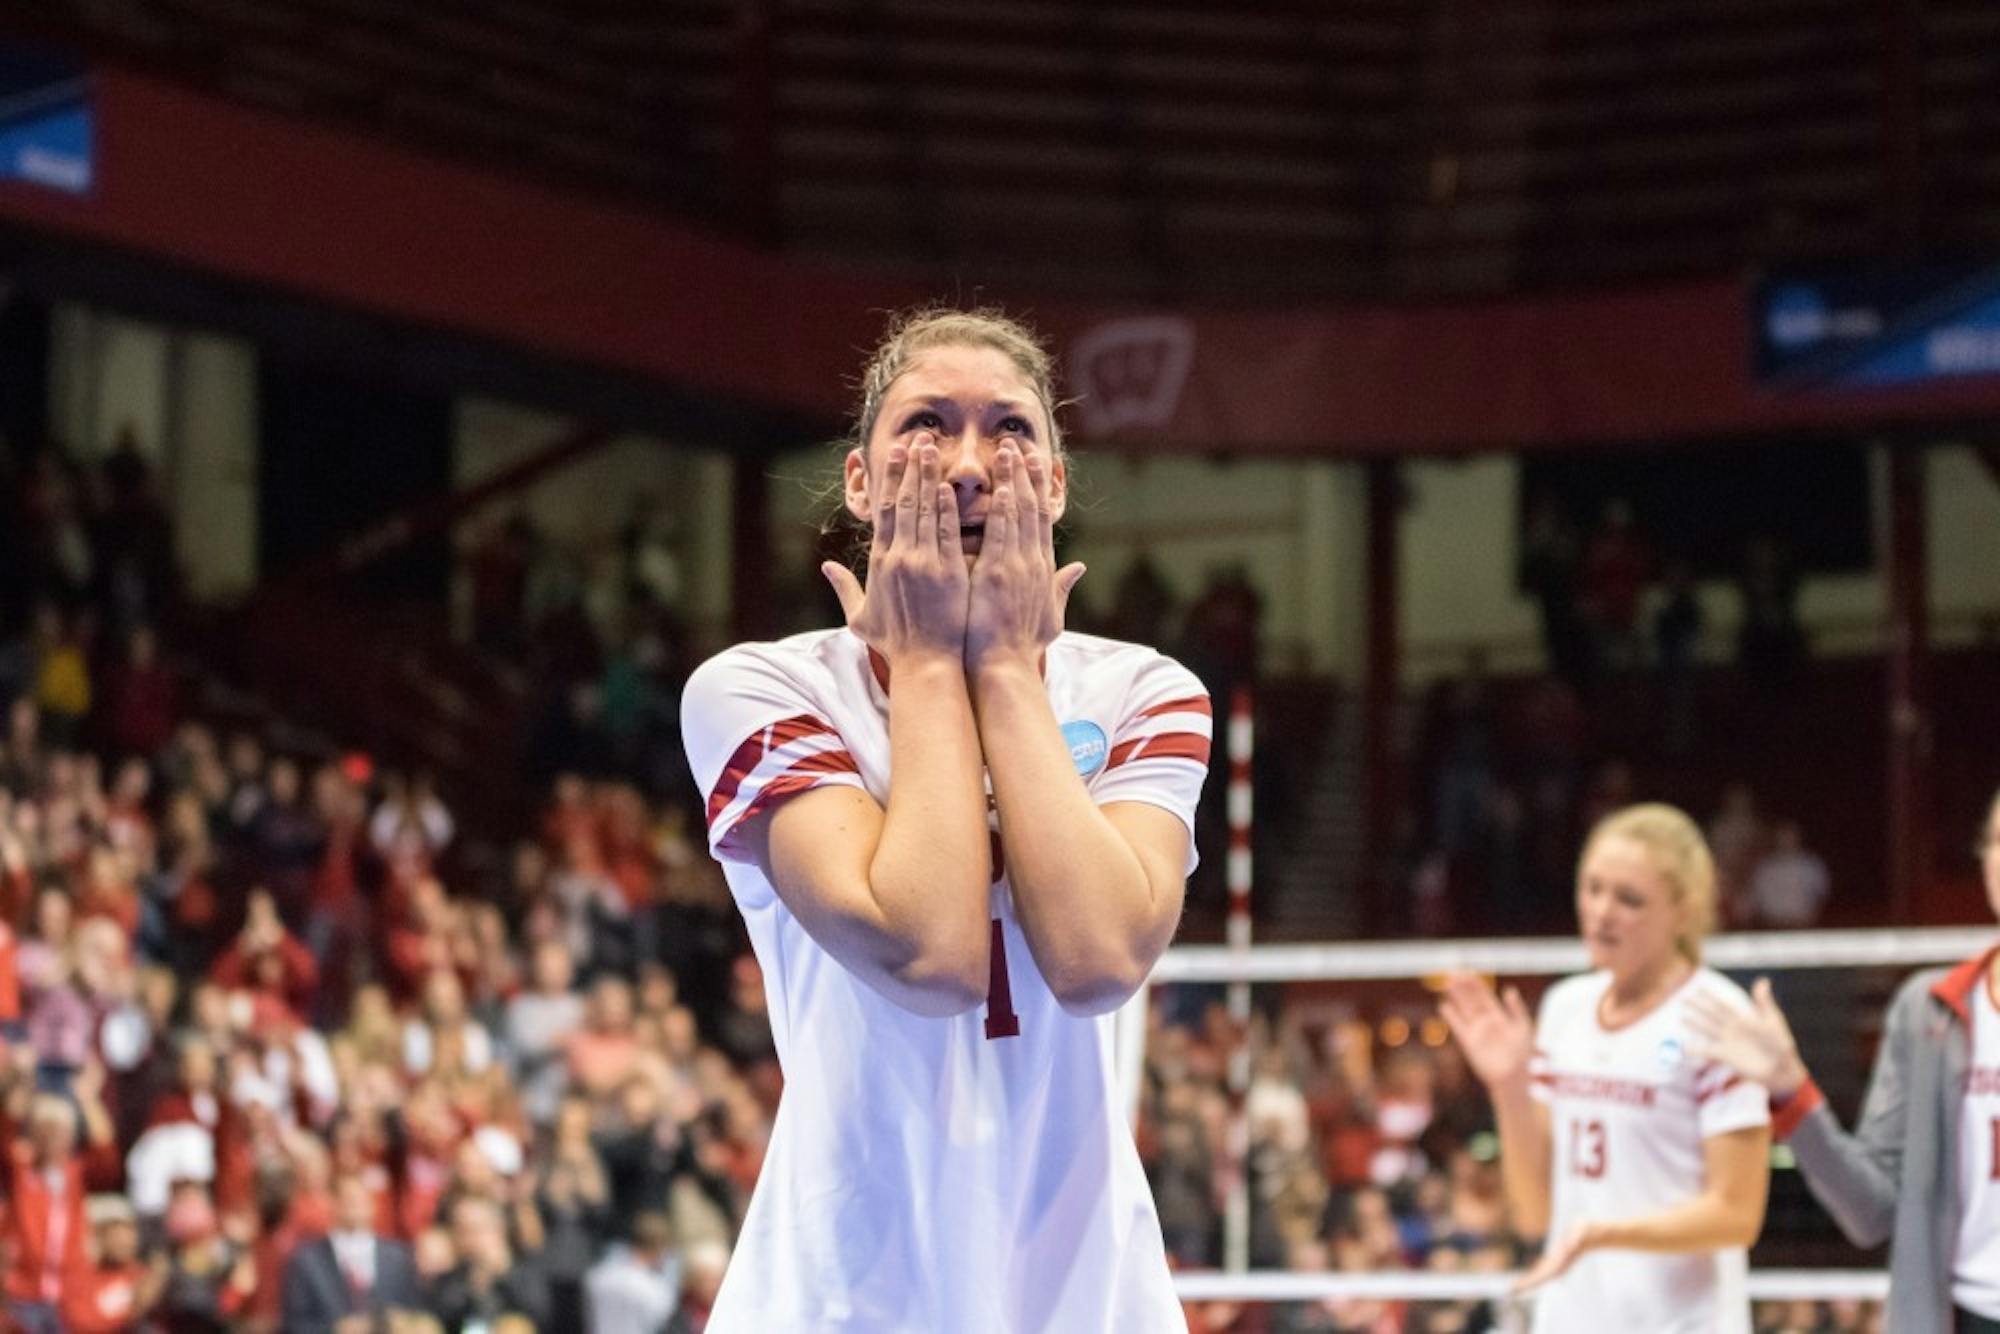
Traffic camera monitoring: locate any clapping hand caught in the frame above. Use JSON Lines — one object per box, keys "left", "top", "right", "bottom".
{"left": 1684, "top": 977, "right": 1808, "bottom": 1100}
{"left": 1439, "top": 973, "right": 1536, "bottom": 1091}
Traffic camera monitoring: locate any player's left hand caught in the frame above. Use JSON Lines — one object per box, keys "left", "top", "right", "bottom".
{"left": 1511, "top": 1220, "right": 1601, "bottom": 1295}
{"left": 966, "top": 439, "right": 1083, "bottom": 673}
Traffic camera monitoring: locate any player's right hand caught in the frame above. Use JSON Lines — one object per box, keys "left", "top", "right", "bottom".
{"left": 1439, "top": 972, "right": 1536, "bottom": 1090}
{"left": 823, "top": 434, "right": 970, "bottom": 665}
{"left": 1685, "top": 976, "right": 1808, "bottom": 1099}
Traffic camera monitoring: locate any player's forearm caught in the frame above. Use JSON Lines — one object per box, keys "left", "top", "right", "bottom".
{"left": 868, "top": 655, "right": 993, "bottom": 997}
{"left": 1587, "top": 1186, "right": 1766, "bottom": 1253}
{"left": 974, "top": 658, "right": 1164, "bottom": 1013}
{"left": 1490, "top": 1080, "right": 1552, "bottom": 1238}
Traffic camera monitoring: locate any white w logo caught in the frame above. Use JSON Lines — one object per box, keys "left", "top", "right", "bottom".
{"left": 1070, "top": 317, "right": 1195, "bottom": 436}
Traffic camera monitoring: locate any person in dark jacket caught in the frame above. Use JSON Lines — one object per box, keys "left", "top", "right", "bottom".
{"left": 281, "top": 1171, "right": 424, "bottom": 1334}
{"left": 425, "top": 1195, "right": 551, "bottom": 1332}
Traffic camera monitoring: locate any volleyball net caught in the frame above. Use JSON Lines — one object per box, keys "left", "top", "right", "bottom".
{"left": 1117, "top": 923, "right": 1992, "bottom": 1314}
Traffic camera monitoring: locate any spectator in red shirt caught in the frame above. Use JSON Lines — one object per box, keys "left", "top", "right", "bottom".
{"left": 97, "top": 626, "right": 179, "bottom": 762}
{"left": 0, "top": 1053, "right": 121, "bottom": 1334}
{"left": 209, "top": 889, "right": 320, "bottom": 1018}
{"left": 60, "top": 1194, "right": 158, "bottom": 1334}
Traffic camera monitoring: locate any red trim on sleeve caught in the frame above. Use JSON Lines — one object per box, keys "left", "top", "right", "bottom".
{"left": 786, "top": 750, "right": 860, "bottom": 776}
{"left": 1695, "top": 1073, "right": 1745, "bottom": 1105}
{"left": 1136, "top": 694, "right": 1213, "bottom": 720}
{"left": 705, "top": 714, "right": 842, "bottom": 827}
{"left": 1769, "top": 1077, "right": 1825, "bottom": 1141}
{"left": 1104, "top": 732, "right": 1213, "bottom": 771}
{"left": 713, "top": 771, "right": 855, "bottom": 855}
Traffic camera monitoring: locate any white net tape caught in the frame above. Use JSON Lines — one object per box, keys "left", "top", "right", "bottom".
{"left": 1129, "top": 925, "right": 1993, "bottom": 1308}
{"left": 1148, "top": 924, "right": 1994, "bottom": 984}
{"left": 1170, "top": 1268, "right": 1888, "bottom": 1302}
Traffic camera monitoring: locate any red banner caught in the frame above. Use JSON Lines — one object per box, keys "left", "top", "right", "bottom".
{"left": 6, "top": 69, "right": 2000, "bottom": 454}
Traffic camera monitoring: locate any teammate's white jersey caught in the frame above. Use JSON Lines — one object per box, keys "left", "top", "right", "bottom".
{"left": 1954, "top": 968, "right": 2000, "bottom": 1318}
{"left": 682, "top": 627, "right": 1211, "bottom": 1333}
{"left": 1528, "top": 967, "right": 1769, "bottom": 1334}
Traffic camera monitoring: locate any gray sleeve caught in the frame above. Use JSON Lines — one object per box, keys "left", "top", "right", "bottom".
{"left": 1784, "top": 972, "right": 1928, "bottom": 1249}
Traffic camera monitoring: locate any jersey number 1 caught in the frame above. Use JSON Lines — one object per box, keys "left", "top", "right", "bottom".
{"left": 985, "top": 918, "right": 1020, "bottom": 1040}
{"left": 983, "top": 832, "right": 1020, "bottom": 1039}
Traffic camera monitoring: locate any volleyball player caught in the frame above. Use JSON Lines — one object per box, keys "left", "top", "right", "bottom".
{"left": 1441, "top": 803, "right": 1772, "bottom": 1332}
{"left": 680, "top": 310, "right": 1210, "bottom": 1331}
{"left": 1687, "top": 785, "right": 2000, "bottom": 1333}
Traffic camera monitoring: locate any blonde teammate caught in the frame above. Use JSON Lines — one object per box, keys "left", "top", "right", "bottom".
{"left": 1442, "top": 803, "right": 1771, "bottom": 1332}
{"left": 681, "top": 309, "right": 1209, "bottom": 1332}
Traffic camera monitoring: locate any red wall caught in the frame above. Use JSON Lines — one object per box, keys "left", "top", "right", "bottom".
{"left": 6, "top": 69, "right": 2000, "bottom": 455}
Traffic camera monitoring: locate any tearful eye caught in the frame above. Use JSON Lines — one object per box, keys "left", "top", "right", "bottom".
{"left": 903, "top": 410, "right": 945, "bottom": 434}
{"left": 998, "top": 416, "right": 1034, "bottom": 438}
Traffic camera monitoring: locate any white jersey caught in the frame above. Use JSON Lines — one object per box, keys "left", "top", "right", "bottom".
{"left": 1954, "top": 967, "right": 2000, "bottom": 1318}
{"left": 1528, "top": 968, "right": 1769, "bottom": 1334}
{"left": 681, "top": 627, "right": 1211, "bottom": 1333}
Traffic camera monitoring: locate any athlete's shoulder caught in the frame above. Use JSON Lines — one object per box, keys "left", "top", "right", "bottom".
{"left": 1683, "top": 966, "right": 1755, "bottom": 1013}
{"left": 1537, "top": 971, "right": 1607, "bottom": 1025}
{"left": 681, "top": 629, "right": 862, "bottom": 773}
{"left": 688, "top": 628, "right": 854, "bottom": 687}
{"left": 1053, "top": 630, "right": 1194, "bottom": 673}
{"left": 1052, "top": 633, "right": 1206, "bottom": 712}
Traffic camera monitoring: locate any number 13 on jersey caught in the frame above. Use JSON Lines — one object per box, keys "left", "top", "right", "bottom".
{"left": 1570, "top": 1118, "right": 1607, "bottom": 1178}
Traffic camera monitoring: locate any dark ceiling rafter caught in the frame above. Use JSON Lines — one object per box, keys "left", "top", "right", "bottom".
{"left": 8, "top": 0, "right": 1990, "bottom": 303}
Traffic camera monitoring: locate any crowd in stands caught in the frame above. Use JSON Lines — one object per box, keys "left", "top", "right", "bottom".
{"left": 0, "top": 679, "right": 766, "bottom": 1333}
{"left": 1408, "top": 492, "right": 1828, "bottom": 940}
{"left": 462, "top": 499, "right": 695, "bottom": 803}
{"left": 0, "top": 441, "right": 765, "bottom": 1332}
{"left": 0, "top": 435, "right": 1887, "bottom": 1332}
{"left": 1409, "top": 654, "right": 1835, "bottom": 940}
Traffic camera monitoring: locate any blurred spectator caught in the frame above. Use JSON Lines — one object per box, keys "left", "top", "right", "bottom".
{"left": 1744, "top": 820, "right": 1831, "bottom": 929}
{"left": 151, "top": 1181, "right": 256, "bottom": 1332}
{"left": 61, "top": 1194, "right": 158, "bottom": 1333}
{"left": 1182, "top": 563, "right": 1263, "bottom": 702}
{"left": 1109, "top": 553, "right": 1178, "bottom": 647}
{"left": 1426, "top": 658, "right": 1496, "bottom": 859}
{"left": 663, "top": 1239, "right": 728, "bottom": 1334}
{"left": 1578, "top": 499, "right": 1651, "bottom": 679}
{"left": 467, "top": 513, "right": 540, "bottom": 659}
{"left": 535, "top": 1097, "right": 613, "bottom": 1328}
{"left": 1652, "top": 560, "right": 1703, "bottom": 755}
{"left": 1738, "top": 535, "right": 1805, "bottom": 693}
{"left": 585, "top": 1210, "right": 682, "bottom": 1334}
{"left": 31, "top": 604, "right": 91, "bottom": 748}
{"left": 98, "top": 625, "right": 179, "bottom": 759}
{"left": 427, "top": 1196, "right": 551, "bottom": 1332}
{"left": 506, "top": 939, "right": 586, "bottom": 1126}
{"left": 1519, "top": 489, "right": 1588, "bottom": 687}
{"left": 1709, "top": 783, "right": 1768, "bottom": 925}
{"left": 209, "top": 889, "right": 319, "bottom": 1019}
{"left": 370, "top": 771, "right": 456, "bottom": 866}
{"left": 2, "top": 1057, "right": 120, "bottom": 1334}
{"left": 281, "top": 1171, "right": 424, "bottom": 1333}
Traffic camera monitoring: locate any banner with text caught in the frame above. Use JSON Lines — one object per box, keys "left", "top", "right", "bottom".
{"left": 0, "top": 44, "right": 92, "bottom": 196}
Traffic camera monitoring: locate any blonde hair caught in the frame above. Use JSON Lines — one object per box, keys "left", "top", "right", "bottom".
{"left": 1581, "top": 802, "right": 1717, "bottom": 962}
{"left": 851, "top": 306, "right": 1063, "bottom": 456}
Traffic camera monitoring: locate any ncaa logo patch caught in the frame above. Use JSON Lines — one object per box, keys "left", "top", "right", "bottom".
{"left": 1656, "top": 1035, "right": 1685, "bottom": 1071}
{"left": 1062, "top": 720, "right": 1109, "bottom": 776}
